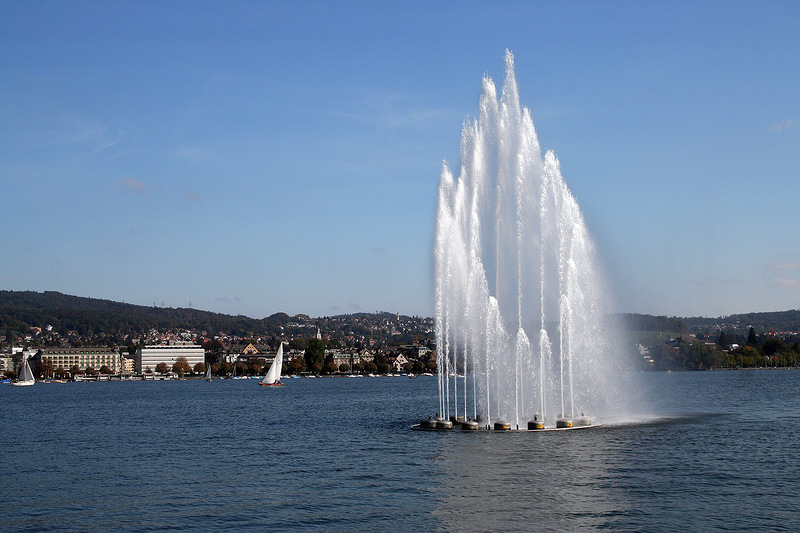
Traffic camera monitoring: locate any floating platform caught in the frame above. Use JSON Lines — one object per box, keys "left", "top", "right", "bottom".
{"left": 411, "top": 423, "right": 603, "bottom": 432}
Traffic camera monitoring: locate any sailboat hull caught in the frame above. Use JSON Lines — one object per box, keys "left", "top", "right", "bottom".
{"left": 258, "top": 381, "right": 284, "bottom": 386}
{"left": 12, "top": 380, "right": 35, "bottom": 386}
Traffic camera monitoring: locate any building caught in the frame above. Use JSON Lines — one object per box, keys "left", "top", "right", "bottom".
{"left": 389, "top": 353, "right": 410, "bottom": 373}
{"left": 135, "top": 341, "right": 204, "bottom": 373}
{"left": 40, "top": 347, "right": 122, "bottom": 374}
{"left": 121, "top": 356, "right": 135, "bottom": 374}
{"left": 224, "top": 342, "right": 266, "bottom": 364}
{"left": 0, "top": 355, "right": 12, "bottom": 375}
{"left": 326, "top": 349, "right": 375, "bottom": 372}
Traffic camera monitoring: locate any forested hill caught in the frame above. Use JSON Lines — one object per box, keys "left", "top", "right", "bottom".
{"left": 620, "top": 310, "right": 800, "bottom": 337}
{"left": 619, "top": 314, "right": 687, "bottom": 334}
{"left": 684, "top": 310, "right": 800, "bottom": 334}
{"left": 3, "top": 290, "right": 798, "bottom": 342}
{"left": 0, "top": 290, "right": 298, "bottom": 338}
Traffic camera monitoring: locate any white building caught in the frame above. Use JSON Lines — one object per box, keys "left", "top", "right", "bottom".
{"left": 136, "top": 342, "right": 204, "bottom": 373}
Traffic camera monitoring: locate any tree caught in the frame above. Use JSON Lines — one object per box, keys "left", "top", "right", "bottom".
{"left": 734, "top": 345, "right": 759, "bottom": 367}
{"left": 219, "top": 361, "right": 233, "bottom": 376}
{"left": 762, "top": 337, "right": 786, "bottom": 356}
{"left": 718, "top": 331, "right": 728, "bottom": 350}
{"left": 40, "top": 358, "right": 55, "bottom": 379}
{"left": 323, "top": 361, "right": 338, "bottom": 374}
{"left": 289, "top": 337, "right": 309, "bottom": 351}
{"left": 99, "top": 365, "right": 112, "bottom": 374}
{"left": 746, "top": 327, "right": 759, "bottom": 348}
{"left": 194, "top": 362, "right": 206, "bottom": 374}
{"left": 373, "top": 352, "right": 389, "bottom": 374}
{"left": 203, "top": 339, "right": 223, "bottom": 364}
{"left": 288, "top": 356, "right": 305, "bottom": 374}
{"left": 155, "top": 362, "right": 169, "bottom": 374}
{"left": 304, "top": 338, "right": 326, "bottom": 372}
{"left": 172, "top": 356, "right": 191, "bottom": 377}
{"left": 248, "top": 358, "right": 264, "bottom": 375}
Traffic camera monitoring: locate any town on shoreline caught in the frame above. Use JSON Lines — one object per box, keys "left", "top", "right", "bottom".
{"left": 2, "top": 291, "right": 800, "bottom": 381}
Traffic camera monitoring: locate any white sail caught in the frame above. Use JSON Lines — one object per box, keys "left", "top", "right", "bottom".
{"left": 205, "top": 363, "right": 212, "bottom": 380}
{"left": 13, "top": 359, "right": 35, "bottom": 386}
{"left": 261, "top": 343, "right": 283, "bottom": 385}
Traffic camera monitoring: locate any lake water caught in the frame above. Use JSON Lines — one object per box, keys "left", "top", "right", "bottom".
{"left": 3, "top": 370, "right": 800, "bottom": 532}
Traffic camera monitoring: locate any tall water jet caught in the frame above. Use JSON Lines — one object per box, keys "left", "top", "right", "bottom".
{"left": 434, "top": 50, "right": 625, "bottom": 429}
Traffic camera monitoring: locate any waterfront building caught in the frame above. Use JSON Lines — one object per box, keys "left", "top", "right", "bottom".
{"left": 327, "top": 349, "right": 375, "bottom": 372}
{"left": 41, "top": 347, "right": 122, "bottom": 374}
{"left": 388, "top": 353, "right": 410, "bottom": 373}
{"left": 121, "top": 356, "right": 135, "bottom": 374}
{"left": 135, "top": 342, "right": 204, "bottom": 373}
{"left": 0, "top": 354, "right": 13, "bottom": 375}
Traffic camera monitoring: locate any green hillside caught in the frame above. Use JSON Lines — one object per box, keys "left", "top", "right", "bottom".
{"left": 0, "top": 290, "right": 296, "bottom": 338}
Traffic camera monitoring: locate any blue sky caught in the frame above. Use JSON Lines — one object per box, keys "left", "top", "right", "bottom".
{"left": 2, "top": 1, "right": 798, "bottom": 319}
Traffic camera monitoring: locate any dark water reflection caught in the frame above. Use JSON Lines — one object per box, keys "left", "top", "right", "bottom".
{"left": 433, "top": 370, "right": 800, "bottom": 532}
{"left": 433, "top": 428, "right": 625, "bottom": 531}
{"left": 3, "top": 370, "right": 800, "bottom": 531}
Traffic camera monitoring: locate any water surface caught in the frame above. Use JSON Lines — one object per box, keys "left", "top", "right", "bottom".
{"left": 3, "top": 370, "right": 800, "bottom": 531}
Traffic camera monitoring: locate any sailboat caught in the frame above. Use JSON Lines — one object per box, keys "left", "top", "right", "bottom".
{"left": 13, "top": 359, "right": 35, "bottom": 387}
{"left": 232, "top": 361, "right": 246, "bottom": 379}
{"left": 205, "top": 362, "right": 212, "bottom": 381}
{"left": 259, "top": 342, "right": 284, "bottom": 387}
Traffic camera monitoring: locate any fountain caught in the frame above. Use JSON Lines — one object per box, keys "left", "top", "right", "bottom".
{"left": 430, "top": 51, "right": 626, "bottom": 431}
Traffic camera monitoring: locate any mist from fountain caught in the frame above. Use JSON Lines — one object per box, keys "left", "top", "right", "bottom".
{"left": 434, "top": 50, "right": 629, "bottom": 429}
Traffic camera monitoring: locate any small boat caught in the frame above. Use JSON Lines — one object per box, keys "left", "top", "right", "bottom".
{"left": 232, "top": 362, "right": 247, "bottom": 379}
{"left": 259, "top": 342, "right": 284, "bottom": 387}
{"left": 12, "top": 359, "right": 35, "bottom": 387}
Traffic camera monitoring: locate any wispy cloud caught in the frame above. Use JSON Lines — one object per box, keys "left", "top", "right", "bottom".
{"left": 330, "top": 88, "right": 461, "bottom": 130}
{"left": 773, "top": 119, "right": 796, "bottom": 132}
{"left": 35, "top": 115, "right": 127, "bottom": 156}
{"left": 764, "top": 261, "right": 800, "bottom": 288}
{"left": 686, "top": 276, "right": 750, "bottom": 287}
{"left": 329, "top": 302, "right": 362, "bottom": 312}
{"left": 121, "top": 177, "right": 146, "bottom": 193}
{"left": 769, "top": 261, "right": 800, "bottom": 271}
{"left": 186, "top": 193, "right": 201, "bottom": 202}
{"left": 686, "top": 277, "right": 713, "bottom": 287}
{"left": 771, "top": 278, "right": 800, "bottom": 288}
{"left": 174, "top": 147, "right": 209, "bottom": 163}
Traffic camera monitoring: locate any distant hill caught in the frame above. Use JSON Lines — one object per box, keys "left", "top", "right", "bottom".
{"left": 3, "top": 290, "right": 798, "bottom": 344}
{"left": 619, "top": 310, "right": 800, "bottom": 335}
{"left": 619, "top": 313, "right": 686, "bottom": 334}
{"left": 0, "top": 290, "right": 298, "bottom": 338}
{"left": 684, "top": 310, "right": 800, "bottom": 334}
